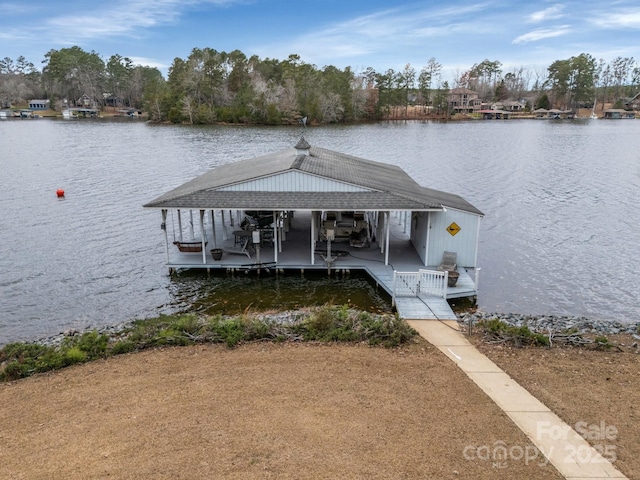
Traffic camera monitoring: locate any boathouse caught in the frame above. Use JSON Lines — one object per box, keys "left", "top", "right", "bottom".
{"left": 603, "top": 109, "right": 635, "bottom": 119}
{"left": 478, "top": 109, "right": 511, "bottom": 119}
{"left": 144, "top": 139, "right": 484, "bottom": 319}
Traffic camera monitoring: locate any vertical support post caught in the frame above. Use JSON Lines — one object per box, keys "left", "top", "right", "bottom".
{"left": 378, "top": 212, "right": 385, "bottom": 253}
{"left": 281, "top": 212, "right": 287, "bottom": 241}
{"left": 443, "top": 270, "right": 449, "bottom": 299}
{"left": 278, "top": 213, "right": 283, "bottom": 253}
{"left": 272, "top": 211, "right": 278, "bottom": 263}
{"left": 310, "top": 210, "right": 315, "bottom": 265}
{"left": 189, "top": 210, "right": 195, "bottom": 239}
{"left": 162, "top": 209, "right": 170, "bottom": 265}
{"left": 221, "top": 210, "right": 228, "bottom": 241}
{"left": 177, "top": 209, "right": 183, "bottom": 242}
{"left": 384, "top": 212, "right": 390, "bottom": 266}
{"left": 392, "top": 270, "right": 397, "bottom": 307}
{"left": 425, "top": 212, "right": 431, "bottom": 267}
{"left": 252, "top": 230, "right": 261, "bottom": 274}
{"left": 200, "top": 210, "right": 206, "bottom": 264}
{"left": 371, "top": 211, "right": 378, "bottom": 244}
{"left": 326, "top": 237, "right": 332, "bottom": 276}
{"left": 474, "top": 216, "right": 482, "bottom": 269}
{"left": 210, "top": 210, "right": 217, "bottom": 248}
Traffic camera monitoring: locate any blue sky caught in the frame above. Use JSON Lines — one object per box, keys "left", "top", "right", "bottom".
{"left": 1, "top": 0, "right": 639, "bottom": 80}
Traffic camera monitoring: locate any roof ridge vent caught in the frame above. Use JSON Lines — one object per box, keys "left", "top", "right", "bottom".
{"left": 295, "top": 137, "right": 311, "bottom": 156}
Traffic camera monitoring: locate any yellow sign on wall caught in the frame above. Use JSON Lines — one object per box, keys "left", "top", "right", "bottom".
{"left": 447, "top": 222, "right": 461, "bottom": 236}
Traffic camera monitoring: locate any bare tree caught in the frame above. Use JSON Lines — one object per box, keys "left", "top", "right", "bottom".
{"left": 319, "top": 92, "right": 344, "bottom": 123}
{"left": 181, "top": 95, "right": 195, "bottom": 124}
{"left": 599, "top": 62, "right": 612, "bottom": 108}
{"left": 611, "top": 56, "right": 635, "bottom": 100}
{"left": 418, "top": 57, "right": 441, "bottom": 111}
{"left": 398, "top": 63, "right": 416, "bottom": 117}
{"left": 503, "top": 66, "right": 531, "bottom": 100}
{"left": 349, "top": 74, "right": 369, "bottom": 120}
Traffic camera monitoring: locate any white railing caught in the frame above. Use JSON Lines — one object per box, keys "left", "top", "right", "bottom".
{"left": 418, "top": 269, "right": 447, "bottom": 298}
{"left": 392, "top": 271, "right": 421, "bottom": 301}
{"left": 392, "top": 269, "right": 447, "bottom": 306}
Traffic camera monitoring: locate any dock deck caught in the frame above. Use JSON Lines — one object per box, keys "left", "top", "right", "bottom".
{"left": 161, "top": 211, "right": 478, "bottom": 320}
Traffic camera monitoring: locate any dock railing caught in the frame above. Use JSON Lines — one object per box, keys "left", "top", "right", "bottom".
{"left": 418, "top": 269, "right": 448, "bottom": 298}
{"left": 392, "top": 269, "right": 447, "bottom": 306}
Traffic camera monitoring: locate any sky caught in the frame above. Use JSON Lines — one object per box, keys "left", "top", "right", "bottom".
{"left": 1, "top": 0, "right": 639, "bottom": 80}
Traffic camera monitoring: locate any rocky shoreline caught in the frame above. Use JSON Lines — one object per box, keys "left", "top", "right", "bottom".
{"left": 458, "top": 311, "right": 640, "bottom": 336}
{"left": 30, "top": 322, "right": 134, "bottom": 348}
{"left": 26, "top": 310, "right": 640, "bottom": 350}
{"left": 26, "top": 310, "right": 332, "bottom": 348}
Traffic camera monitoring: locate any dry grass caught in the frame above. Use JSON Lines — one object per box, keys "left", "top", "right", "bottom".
{"left": 472, "top": 333, "right": 639, "bottom": 480}
{"left": 0, "top": 340, "right": 563, "bottom": 479}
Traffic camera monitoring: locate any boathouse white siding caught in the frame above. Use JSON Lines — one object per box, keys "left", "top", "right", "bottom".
{"left": 426, "top": 209, "right": 481, "bottom": 268}
{"left": 217, "top": 171, "right": 369, "bottom": 193}
{"left": 410, "top": 211, "right": 429, "bottom": 265}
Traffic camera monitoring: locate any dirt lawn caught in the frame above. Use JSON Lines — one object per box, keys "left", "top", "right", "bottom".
{"left": 1, "top": 334, "right": 637, "bottom": 479}
{"left": 1, "top": 339, "right": 565, "bottom": 480}
{"left": 471, "top": 333, "right": 640, "bottom": 480}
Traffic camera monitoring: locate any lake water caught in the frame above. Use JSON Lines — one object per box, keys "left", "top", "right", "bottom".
{"left": 1, "top": 118, "right": 639, "bottom": 344}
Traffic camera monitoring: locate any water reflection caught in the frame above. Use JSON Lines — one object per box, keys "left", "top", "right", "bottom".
{"left": 167, "top": 270, "right": 393, "bottom": 316}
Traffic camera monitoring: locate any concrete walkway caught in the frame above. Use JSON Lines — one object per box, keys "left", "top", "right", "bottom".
{"left": 407, "top": 320, "right": 628, "bottom": 480}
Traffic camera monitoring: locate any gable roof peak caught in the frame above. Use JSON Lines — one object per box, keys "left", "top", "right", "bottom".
{"left": 295, "top": 137, "right": 311, "bottom": 155}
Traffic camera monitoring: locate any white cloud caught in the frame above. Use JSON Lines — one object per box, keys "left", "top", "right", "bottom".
{"left": 255, "top": 2, "right": 496, "bottom": 66}
{"left": 127, "top": 56, "right": 168, "bottom": 69}
{"left": 512, "top": 25, "right": 572, "bottom": 44}
{"left": 528, "top": 4, "right": 565, "bottom": 23}
{"left": 45, "top": 2, "right": 181, "bottom": 39}
{"left": 413, "top": 25, "right": 458, "bottom": 37}
{"left": 593, "top": 10, "right": 640, "bottom": 29}
{"left": 36, "top": 0, "right": 243, "bottom": 43}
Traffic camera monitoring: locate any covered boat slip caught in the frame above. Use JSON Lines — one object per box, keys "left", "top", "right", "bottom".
{"left": 144, "top": 140, "right": 483, "bottom": 320}
{"left": 156, "top": 208, "right": 478, "bottom": 318}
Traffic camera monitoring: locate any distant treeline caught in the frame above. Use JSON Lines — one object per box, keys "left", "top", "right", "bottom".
{"left": 1, "top": 47, "right": 638, "bottom": 124}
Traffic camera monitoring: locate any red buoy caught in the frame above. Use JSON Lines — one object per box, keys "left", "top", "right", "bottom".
{"left": 56, "top": 189, "right": 65, "bottom": 198}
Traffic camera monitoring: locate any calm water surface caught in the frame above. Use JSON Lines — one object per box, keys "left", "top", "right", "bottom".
{"left": 1, "top": 118, "right": 638, "bottom": 343}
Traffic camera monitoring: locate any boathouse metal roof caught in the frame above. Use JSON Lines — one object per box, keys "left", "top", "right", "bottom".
{"left": 144, "top": 143, "right": 483, "bottom": 215}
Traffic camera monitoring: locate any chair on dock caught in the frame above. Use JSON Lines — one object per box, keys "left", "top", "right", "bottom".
{"left": 437, "top": 251, "right": 457, "bottom": 272}
{"left": 223, "top": 236, "right": 252, "bottom": 258}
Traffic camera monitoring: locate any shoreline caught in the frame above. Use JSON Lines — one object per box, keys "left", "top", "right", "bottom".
{"left": 2, "top": 311, "right": 638, "bottom": 478}
{"left": 459, "top": 311, "right": 640, "bottom": 336}
{"left": 20, "top": 309, "right": 640, "bottom": 349}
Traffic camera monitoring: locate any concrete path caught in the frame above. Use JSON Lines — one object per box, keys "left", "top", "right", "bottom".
{"left": 408, "top": 320, "right": 628, "bottom": 480}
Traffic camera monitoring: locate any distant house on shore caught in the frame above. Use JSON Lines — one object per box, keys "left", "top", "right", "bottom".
{"left": 501, "top": 100, "right": 526, "bottom": 111}
{"left": 485, "top": 100, "right": 525, "bottom": 112}
{"left": 76, "top": 94, "right": 96, "bottom": 108}
{"left": 104, "top": 94, "right": 123, "bottom": 108}
{"left": 28, "top": 99, "right": 50, "bottom": 110}
{"left": 447, "top": 88, "right": 481, "bottom": 114}
{"left": 622, "top": 92, "right": 640, "bottom": 111}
